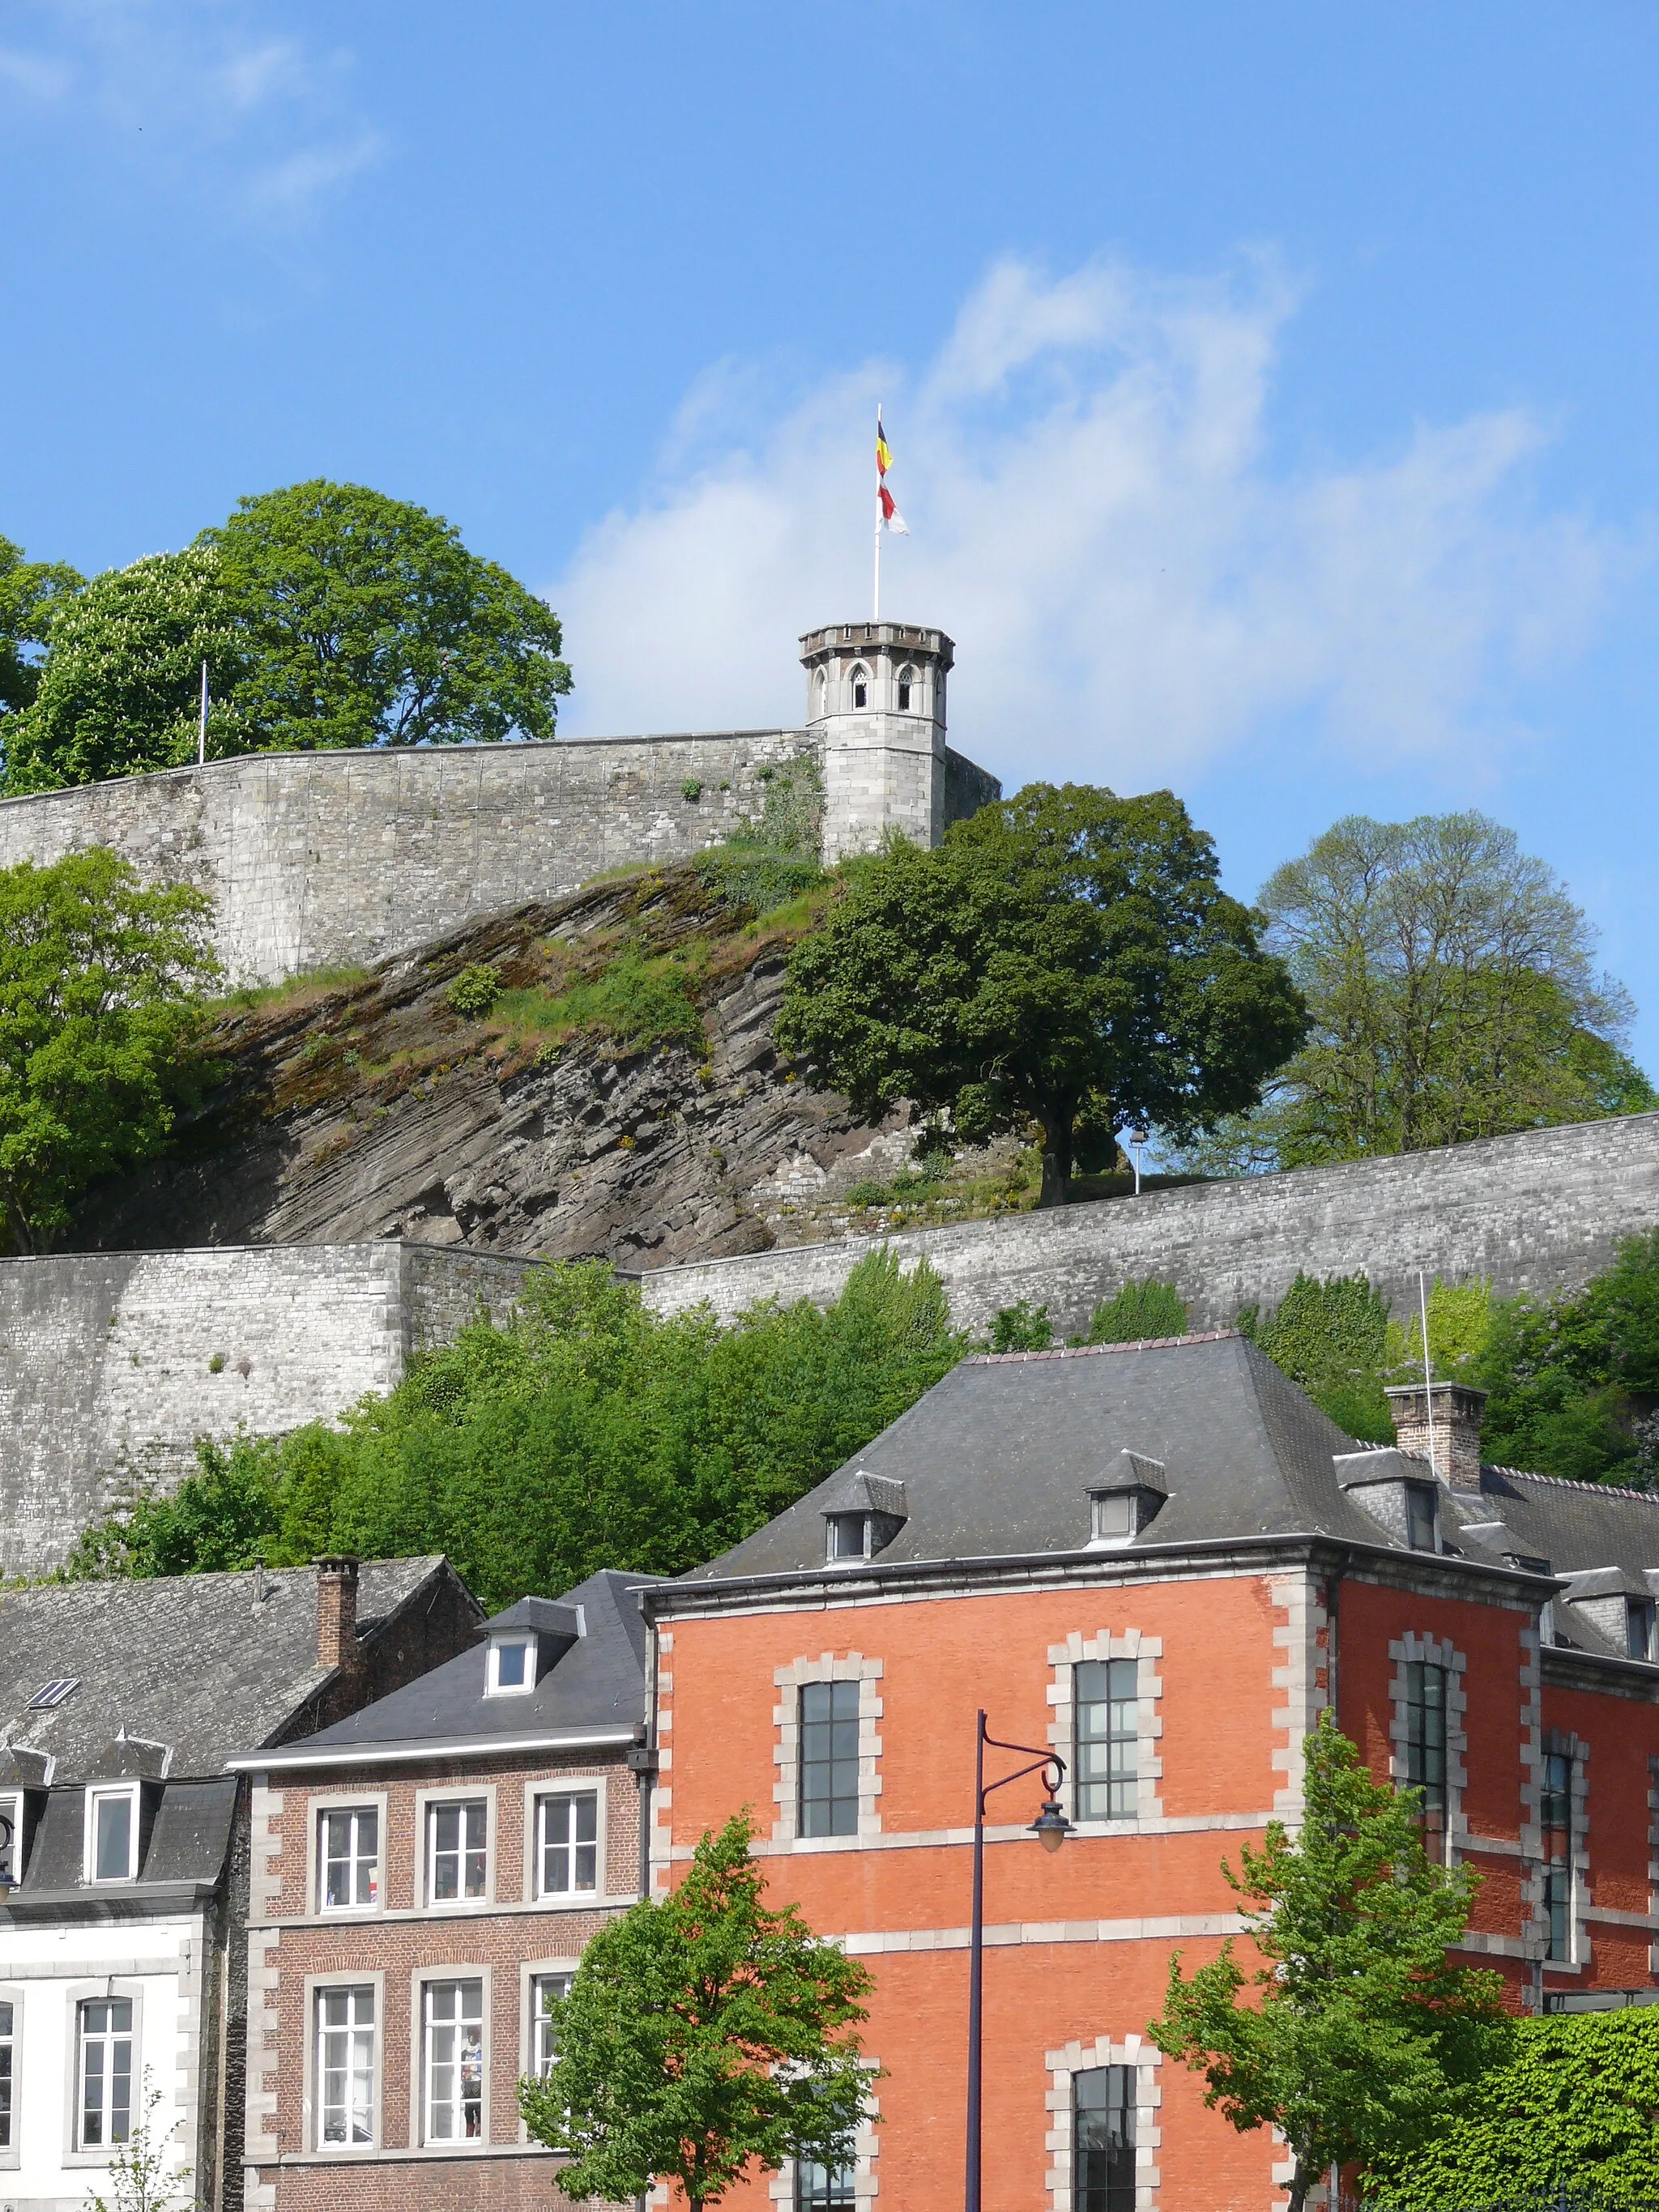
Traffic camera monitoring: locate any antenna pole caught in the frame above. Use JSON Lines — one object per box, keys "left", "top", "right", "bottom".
{"left": 198, "top": 659, "right": 209, "bottom": 766}
{"left": 1418, "top": 1268, "right": 1438, "bottom": 1481}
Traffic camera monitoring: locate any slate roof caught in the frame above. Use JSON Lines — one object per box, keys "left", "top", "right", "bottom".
{"left": 0, "top": 1557, "right": 451, "bottom": 1781}
{"left": 244, "top": 1568, "right": 661, "bottom": 1763}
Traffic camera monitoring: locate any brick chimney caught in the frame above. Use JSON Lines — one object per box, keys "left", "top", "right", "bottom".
{"left": 1384, "top": 1383, "right": 1488, "bottom": 1492}
{"left": 315, "top": 1556, "right": 361, "bottom": 1671}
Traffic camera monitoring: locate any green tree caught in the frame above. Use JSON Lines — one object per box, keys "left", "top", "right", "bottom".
{"left": 1245, "top": 1272, "right": 1397, "bottom": 1441}
{"left": 1187, "top": 812, "right": 1654, "bottom": 1172}
{"left": 1150, "top": 1715, "right": 1512, "bottom": 2212}
{"left": 778, "top": 784, "right": 1306, "bottom": 1207}
{"left": 0, "top": 849, "right": 216, "bottom": 1251}
{"left": 4, "top": 546, "right": 245, "bottom": 790}
{"left": 518, "top": 1813, "right": 875, "bottom": 2212}
{"left": 204, "top": 478, "right": 570, "bottom": 750}
{"left": 0, "top": 532, "right": 83, "bottom": 719}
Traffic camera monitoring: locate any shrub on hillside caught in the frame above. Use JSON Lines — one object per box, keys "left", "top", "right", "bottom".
{"left": 1087, "top": 1279, "right": 1188, "bottom": 1344}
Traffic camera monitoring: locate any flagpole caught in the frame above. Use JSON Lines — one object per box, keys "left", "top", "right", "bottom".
{"left": 873, "top": 403, "right": 882, "bottom": 622}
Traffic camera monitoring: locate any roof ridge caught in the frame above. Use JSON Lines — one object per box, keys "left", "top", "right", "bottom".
{"left": 1487, "top": 1463, "right": 1659, "bottom": 1506}
{"left": 970, "top": 1330, "right": 1243, "bottom": 1366}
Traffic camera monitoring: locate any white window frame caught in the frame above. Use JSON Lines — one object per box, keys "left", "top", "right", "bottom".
{"left": 305, "top": 1973, "right": 382, "bottom": 2154}
{"left": 534, "top": 1788, "right": 601, "bottom": 1901}
{"left": 75, "top": 1991, "right": 136, "bottom": 2152}
{"left": 0, "top": 1792, "right": 22, "bottom": 1890}
{"left": 313, "top": 1799, "right": 385, "bottom": 1915}
{"left": 416, "top": 1787, "right": 496, "bottom": 1910}
{"left": 0, "top": 1985, "right": 19, "bottom": 2166}
{"left": 526, "top": 1967, "right": 574, "bottom": 2082}
{"left": 83, "top": 1784, "right": 140, "bottom": 1885}
{"left": 415, "top": 1970, "right": 489, "bottom": 2149}
{"left": 488, "top": 1634, "right": 538, "bottom": 1696}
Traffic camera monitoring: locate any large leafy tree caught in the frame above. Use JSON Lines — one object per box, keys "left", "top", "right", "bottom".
{"left": 518, "top": 1813, "right": 875, "bottom": 2212}
{"left": 1150, "top": 1714, "right": 1513, "bottom": 2212}
{"left": 0, "top": 848, "right": 217, "bottom": 1251}
{"left": 778, "top": 784, "right": 1306, "bottom": 1206}
{"left": 1183, "top": 811, "right": 1654, "bottom": 1171}
{"left": 0, "top": 532, "right": 83, "bottom": 720}
{"left": 204, "top": 478, "right": 570, "bottom": 750}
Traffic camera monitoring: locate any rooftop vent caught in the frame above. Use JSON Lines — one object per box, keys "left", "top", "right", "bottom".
{"left": 28, "top": 1679, "right": 79, "bottom": 1711}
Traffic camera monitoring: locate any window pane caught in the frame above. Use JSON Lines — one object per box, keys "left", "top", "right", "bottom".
{"left": 540, "top": 1794, "right": 599, "bottom": 1894}
{"left": 796, "top": 2155, "right": 855, "bottom": 2211}
{"left": 799, "top": 1681, "right": 860, "bottom": 1839}
{"left": 1075, "top": 1660, "right": 1139, "bottom": 1821}
{"left": 424, "top": 1980, "right": 484, "bottom": 2142}
{"left": 79, "top": 1997, "right": 134, "bottom": 2149}
{"left": 1404, "top": 1663, "right": 1448, "bottom": 1814}
{"left": 496, "top": 1640, "right": 528, "bottom": 1686}
{"left": 533, "top": 1973, "right": 572, "bottom": 2079}
{"left": 317, "top": 1985, "right": 375, "bottom": 2146}
{"left": 1074, "top": 2065, "right": 1135, "bottom": 2212}
{"left": 95, "top": 1794, "right": 132, "bottom": 1880}
{"left": 0, "top": 2001, "right": 10, "bottom": 2148}
{"left": 322, "top": 1807, "right": 379, "bottom": 1910}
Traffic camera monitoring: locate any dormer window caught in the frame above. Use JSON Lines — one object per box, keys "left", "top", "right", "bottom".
{"left": 488, "top": 1635, "right": 536, "bottom": 1695}
{"left": 1085, "top": 1451, "right": 1168, "bottom": 1549}
{"left": 821, "top": 1472, "right": 907, "bottom": 1565}
{"left": 1405, "top": 1484, "right": 1439, "bottom": 1553}
{"left": 897, "top": 664, "right": 916, "bottom": 711}
{"left": 1628, "top": 1598, "right": 1656, "bottom": 1661}
{"left": 1091, "top": 1493, "right": 1135, "bottom": 1544}
{"left": 851, "top": 665, "right": 869, "bottom": 710}
{"left": 827, "top": 1514, "right": 872, "bottom": 1562}
{"left": 86, "top": 1784, "right": 139, "bottom": 1884}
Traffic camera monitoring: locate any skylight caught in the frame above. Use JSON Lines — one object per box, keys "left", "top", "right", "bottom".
{"left": 28, "top": 1678, "right": 79, "bottom": 1710}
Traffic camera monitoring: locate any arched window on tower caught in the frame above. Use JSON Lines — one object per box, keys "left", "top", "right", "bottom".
{"left": 815, "top": 670, "right": 828, "bottom": 719}
{"left": 850, "top": 665, "right": 869, "bottom": 710}
{"left": 896, "top": 664, "right": 917, "bottom": 712}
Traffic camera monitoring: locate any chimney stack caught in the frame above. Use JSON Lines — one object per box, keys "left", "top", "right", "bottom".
{"left": 315, "top": 1556, "right": 361, "bottom": 1671}
{"left": 1384, "top": 1383, "right": 1488, "bottom": 1491}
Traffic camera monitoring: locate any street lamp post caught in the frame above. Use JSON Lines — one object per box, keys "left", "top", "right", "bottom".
{"left": 965, "top": 1710, "right": 1072, "bottom": 2212}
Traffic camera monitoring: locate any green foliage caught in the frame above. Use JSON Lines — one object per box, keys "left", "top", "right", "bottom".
{"left": 518, "top": 1813, "right": 875, "bottom": 2211}
{"left": 696, "top": 754, "right": 826, "bottom": 918}
{"left": 682, "top": 778, "right": 703, "bottom": 803}
{"left": 990, "top": 1300, "right": 1053, "bottom": 1352}
{"left": 1250, "top": 1272, "right": 1397, "bottom": 1441}
{"left": 62, "top": 1250, "right": 969, "bottom": 1609}
{"left": 446, "top": 962, "right": 505, "bottom": 1018}
{"left": 778, "top": 783, "right": 1306, "bottom": 1208}
{"left": 4, "top": 547, "right": 247, "bottom": 790}
{"left": 493, "top": 948, "right": 707, "bottom": 1057}
{"left": 1149, "top": 1714, "right": 1512, "bottom": 2212}
{"left": 0, "top": 531, "right": 83, "bottom": 720}
{"left": 0, "top": 848, "right": 217, "bottom": 1251}
{"left": 1181, "top": 812, "right": 1653, "bottom": 1173}
{"left": 1086, "top": 1279, "right": 1189, "bottom": 1344}
{"left": 1366, "top": 2008, "right": 1659, "bottom": 2207}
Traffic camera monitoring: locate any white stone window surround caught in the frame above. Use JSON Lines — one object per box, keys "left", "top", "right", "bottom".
{"left": 522, "top": 1770, "right": 610, "bottom": 1905}
{"left": 1047, "top": 1630, "right": 1164, "bottom": 1829}
{"left": 770, "top": 2068, "right": 881, "bottom": 2210}
{"left": 1386, "top": 1632, "right": 1469, "bottom": 1858}
{"left": 62, "top": 1978, "right": 149, "bottom": 2166}
{"left": 0, "top": 1981, "right": 18, "bottom": 2167}
{"left": 413, "top": 1782, "right": 498, "bottom": 1912}
{"left": 408, "top": 1961, "right": 493, "bottom": 2152}
{"left": 1531, "top": 1726, "right": 1592, "bottom": 1972}
{"left": 1044, "top": 2034, "right": 1161, "bottom": 2212}
{"left": 773, "top": 1655, "right": 885, "bottom": 1847}
{"left": 303, "top": 1968, "right": 385, "bottom": 2157}
{"left": 306, "top": 1788, "right": 390, "bottom": 1917}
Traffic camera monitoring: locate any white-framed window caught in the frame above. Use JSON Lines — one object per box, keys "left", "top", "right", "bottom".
{"left": 795, "top": 2153, "right": 855, "bottom": 2210}
{"left": 488, "top": 1636, "right": 536, "bottom": 1695}
{"left": 77, "top": 1997, "right": 134, "bottom": 2147}
{"left": 537, "top": 1791, "right": 599, "bottom": 1898}
{"left": 428, "top": 1799, "right": 488, "bottom": 1905}
{"left": 0, "top": 1993, "right": 14, "bottom": 2150}
{"left": 86, "top": 1786, "right": 139, "bottom": 1884}
{"left": 423, "top": 1979, "right": 484, "bottom": 2143}
{"left": 318, "top": 1806, "right": 380, "bottom": 1912}
{"left": 530, "top": 1971, "right": 572, "bottom": 2079}
{"left": 0, "top": 1792, "right": 20, "bottom": 1887}
{"left": 316, "top": 1984, "right": 376, "bottom": 2147}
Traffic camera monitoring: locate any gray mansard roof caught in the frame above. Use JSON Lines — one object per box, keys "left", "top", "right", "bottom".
{"left": 675, "top": 1336, "right": 1659, "bottom": 1666}
{"left": 0, "top": 1556, "right": 453, "bottom": 1781}
{"left": 243, "top": 1568, "right": 661, "bottom": 1765}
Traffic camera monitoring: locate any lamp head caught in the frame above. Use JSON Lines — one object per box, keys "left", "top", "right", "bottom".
{"left": 1030, "top": 1797, "right": 1072, "bottom": 1854}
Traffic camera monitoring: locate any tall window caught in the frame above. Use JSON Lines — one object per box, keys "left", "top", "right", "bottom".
{"left": 531, "top": 1971, "right": 573, "bottom": 2080}
{"left": 1074, "top": 1660, "right": 1138, "bottom": 1821}
{"left": 1073, "top": 2065, "right": 1136, "bottom": 2212}
{"left": 1403, "top": 1662, "right": 1448, "bottom": 1826}
{"left": 90, "top": 1788, "right": 135, "bottom": 1882}
{"left": 78, "top": 1997, "right": 133, "bottom": 2148}
{"left": 799, "top": 1681, "right": 860, "bottom": 1838}
{"left": 428, "top": 1800, "right": 487, "bottom": 1903}
{"left": 851, "top": 666, "right": 868, "bottom": 710}
{"left": 0, "top": 1792, "right": 19, "bottom": 1886}
{"left": 796, "top": 2153, "right": 855, "bottom": 2210}
{"left": 897, "top": 665, "right": 916, "bottom": 711}
{"left": 1629, "top": 1598, "right": 1656, "bottom": 1661}
{"left": 319, "top": 1807, "right": 379, "bottom": 1911}
{"left": 0, "top": 1997, "right": 13, "bottom": 2149}
{"left": 423, "top": 1980, "right": 484, "bottom": 2143}
{"left": 538, "top": 1792, "right": 599, "bottom": 1898}
{"left": 1405, "top": 1485, "right": 1438, "bottom": 1552}
{"left": 1542, "top": 1750, "right": 1574, "bottom": 1963}
{"left": 316, "top": 1985, "right": 375, "bottom": 2147}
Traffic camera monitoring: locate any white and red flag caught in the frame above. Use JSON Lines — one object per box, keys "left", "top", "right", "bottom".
{"left": 875, "top": 409, "right": 909, "bottom": 535}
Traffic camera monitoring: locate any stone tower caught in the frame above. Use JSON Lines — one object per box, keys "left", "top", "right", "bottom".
{"left": 800, "top": 620, "right": 955, "bottom": 862}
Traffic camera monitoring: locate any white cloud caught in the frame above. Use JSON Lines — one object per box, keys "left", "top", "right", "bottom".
{"left": 551, "top": 256, "right": 1631, "bottom": 790}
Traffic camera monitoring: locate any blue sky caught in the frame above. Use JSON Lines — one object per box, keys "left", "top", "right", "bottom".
{"left": 5, "top": 2, "right": 1658, "bottom": 1060}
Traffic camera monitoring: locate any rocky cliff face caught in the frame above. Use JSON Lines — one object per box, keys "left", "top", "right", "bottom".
{"left": 72, "top": 866, "right": 919, "bottom": 1268}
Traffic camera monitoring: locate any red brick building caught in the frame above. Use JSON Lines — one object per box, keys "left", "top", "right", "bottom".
{"left": 646, "top": 1334, "right": 1659, "bottom": 2212}
{"left": 232, "top": 1568, "right": 659, "bottom": 2212}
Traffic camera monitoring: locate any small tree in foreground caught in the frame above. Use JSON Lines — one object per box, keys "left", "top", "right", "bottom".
{"left": 1149, "top": 1714, "right": 1513, "bottom": 2212}
{"left": 87, "top": 2074, "right": 195, "bottom": 2212}
{"left": 518, "top": 1813, "right": 876, "bottom": 2212}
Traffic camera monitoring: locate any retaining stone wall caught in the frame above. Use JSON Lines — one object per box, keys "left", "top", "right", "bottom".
{"left": 0, "top": 1242, "right": 539, "bottom": 1577}
{"left": 632, "top": 1112, "right": 1659, "bottom": 1340}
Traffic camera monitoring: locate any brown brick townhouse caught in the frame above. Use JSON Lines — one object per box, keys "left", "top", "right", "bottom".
{"left": 231, "top": 1567, "right": 661, "bottom": 2212}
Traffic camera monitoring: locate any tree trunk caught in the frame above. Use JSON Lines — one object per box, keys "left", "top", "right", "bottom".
{"left": 1283, "top": 2155, "right": 1314, "bottom": 2212}
{"left": 1037, "top": 1110, "right": 1074, "bottom": 1208}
